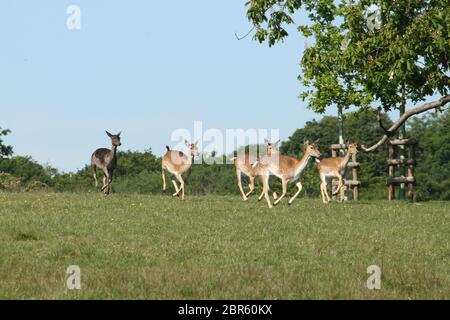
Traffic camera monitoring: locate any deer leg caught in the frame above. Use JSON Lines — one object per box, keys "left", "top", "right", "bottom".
{"left": 259, "top": 186, "right": 277, "bottom": 200}
{"left": 245, "top": 176, "right": 255, "bottom": 198}
{"left": 102, "top": 175, "right": 110, "bottom": 195}
{"left": 258, "top": 187, "right": 265, "bottom": 201}
{"left": 323, "top": 184, "right": 331, "bottom": 204}
{"left": 326, "top": 186, "right": 331, "bottom": 202}
{"left": 339, "top": 181, "right": 346, "bottom": 203}
{"left": 102, "top": 175, "right": 107, "bottom": 191}
{"left": 320, "top": 182, "right": 325, "bottom": 203}
{"left": 236, "top": 170, "right": 247, "bottom": 201}
{"left": 172, "top": 179, "right": 180, "bottom": 196}
{"left": 92, "top": 163, "right": 99, "bottom": 187}
{"left": 105, "top": 172, "right": 113, "bottom": 195}
{"left": 326, "top": 183, "right": 332, "bottom": 203}
{"left": 107, "top": 172, "right": 113, "bottom": 194}
{"left": 101, "top": 168, "right": 112, "bottom": 194}
{"left": 262, "top": 174, "right": 272, "bottom": 208}
{"left": 288, "top": 182, "right": 303, "bottom": 205}
{"left": 320, "top": 174, "right": 329, "bottom": 204}
{"left": 175, "top": 173, "right": 185, "bottom": 200}
{"left": 333, "top": 173, "right": 344, "bottom": 196}
{"left": 162, "top": 167, "right": 167, "bottom": 191}
{"left": 258, "top": 183, "right": 276, "bottom": 200}
{"left": 101, "top": 167, "right": 107, "bottom": 191}
{"left": 274, "top": 178, "right": 288, "bottom": 206}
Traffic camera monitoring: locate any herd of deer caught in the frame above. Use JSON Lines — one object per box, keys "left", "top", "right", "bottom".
{"left": 91, "top": 131, "right": 358, "bottom": 207}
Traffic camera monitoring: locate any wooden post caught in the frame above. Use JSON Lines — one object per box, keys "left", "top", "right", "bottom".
{"left": 332, "top": 149, "right": 337, "bottom": 157}
{"left": 387, "top": 139, "right": 417, "bottom": 201}
{"left": 398, "top": 86, "right": 407, "bottom": 200}
{"left": 407, "top": 142, "right": 416, "bottom": 201}
{"left": 352, "top": 152, "right": 359, "bottom": 200}
{"left": 331, "top": 146, "right": 338, "bottom": 200}
{"left": 388, "top": 143, "right": 395, "bottom": 201}
{"left": 340, "top": 183, "right": 346, "bottom": 202}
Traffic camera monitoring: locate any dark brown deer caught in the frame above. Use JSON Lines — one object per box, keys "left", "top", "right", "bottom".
{"left": 91, "top": 131, "right": 122, "bottom": 195}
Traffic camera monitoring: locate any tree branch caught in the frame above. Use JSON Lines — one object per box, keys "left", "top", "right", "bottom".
{"left": 362, "top": 94, "right": 450, "bottom": 152}
{"left": 235, "top": 26, "right": 255, "bottom": 41}
{"left": 376, "top": 107, "right": 391, "bottom": 135}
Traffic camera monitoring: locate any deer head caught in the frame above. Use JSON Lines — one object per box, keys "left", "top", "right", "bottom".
{"left": 264, "top": 139, "right": 280, "bottom": 156}
{"left": 304, "top": 139, "right": 322, "bottom": 158}
{"left": 185, "top": 140, "right": 199, "bottom": 157}
{"left": 106, "top": 131, "right": 122, "bottom": 147}
{"left": 346, "top": 142, "right": 358, "bottom": 155}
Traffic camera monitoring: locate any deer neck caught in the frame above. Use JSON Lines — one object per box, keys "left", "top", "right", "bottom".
{"left": 111, "top": 145, "right": 118, "bottom": 160}
{"left": 186, "top": 153, "right": 194, "bottom": 166}
{"left": 341, "top": 151, "right": 351, "bottom": 168}
{"left": 294, "top": 151, "right": 311, "bottom": 176}
{"left": 268, "top": 149, "right": 279, "bottom": 158}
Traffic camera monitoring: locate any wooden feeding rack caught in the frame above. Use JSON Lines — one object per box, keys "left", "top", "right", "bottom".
{"left": 387, "top": 138, "right": 417, "bottom": 201}
{"left": 330, "top": 144, "right": 361, "bottom": 201}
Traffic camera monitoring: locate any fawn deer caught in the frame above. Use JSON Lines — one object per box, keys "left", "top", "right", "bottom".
{"left": 162, "top": 140, "right": 199, "bottom": 200}
{"left": 256, "top": 140, "right": 321, "bottom": 206}
{"left": 230, "top": 139, "right": 279, "bottom": 201}
{"left": 317, "top": 142, "right": 357, "bottom": 204}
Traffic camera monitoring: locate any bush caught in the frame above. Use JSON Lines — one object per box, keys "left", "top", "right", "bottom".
{"left": 0, "top": 172, "right": 22, "bottom": 192}
{"left": 25, "top": 181, "right": 50, "bottom": 192}
{"left": 0, "top": 156, "right": 54, "bottom": 185}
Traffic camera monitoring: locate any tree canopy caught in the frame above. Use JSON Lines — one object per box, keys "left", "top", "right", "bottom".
{"left": 246, "top": 0, "right": 449, "bottom": 149}
{"left": 0, "top": 128, "right": 13, "bottom": 158}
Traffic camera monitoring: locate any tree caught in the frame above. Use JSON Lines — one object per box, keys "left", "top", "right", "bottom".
{"left": 246, "top": 0, "right": 449, "bottom": 150}
{"left": 407, "top": 110, "right": 450, "bottom": 200}
{"left": 0, "top": 128, "right": 13, "bottom": 157}
{"left": 0, "top": 156, "right": 54, "bottom": 185}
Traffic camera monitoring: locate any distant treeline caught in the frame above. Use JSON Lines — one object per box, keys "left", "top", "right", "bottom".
{"left": 1, "top": 110, "right": 449, "bottom": 201}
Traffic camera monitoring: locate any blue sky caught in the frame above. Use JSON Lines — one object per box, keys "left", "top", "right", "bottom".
{"left": 0, "top": 1, "right": 390, "bottom": 172}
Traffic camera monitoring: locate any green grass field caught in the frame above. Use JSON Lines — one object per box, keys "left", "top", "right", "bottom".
{"left": 0, "top": 192, "right": 449, "bottom": 299}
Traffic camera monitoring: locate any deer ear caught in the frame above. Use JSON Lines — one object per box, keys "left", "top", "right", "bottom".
{"left": 274, "top": 139, "right": 281, "bottom": 147}
{"left": 264, "top": 139, "right": 269, "bottom": 144}
{"left": 106, "top": 131, "right": 113, "bottom": 137}
{"left": 194, "top": 140, "right": 199, "bottom": 146}
{"left": 314, "top": 138, "right": 320, "bottom": 144}
{"left": 185, "top": 140, "right": 190, "bottom": 147}
{"left": 117, "top": 131, "right": 122, "bottom": 137}
{"left": 304, "top": 139, "right": 310, "bottom": 145}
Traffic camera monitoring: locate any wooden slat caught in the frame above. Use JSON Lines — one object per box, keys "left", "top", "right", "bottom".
{"left": 387, "top": 176, "right": 415, "bottom": 184}
{"left": 347, "top": 162, "right": 360, "bottom": 168}
{"left": 388, "top": 139, "right": 418, "bottom": 146}
{"left": 333, "top": 180, "right": 361, "bottom": 187}
{"left": 387, "top": 159, "right": 416, "bottom": 165}
{"left": 330, "top": 144, "right": 347, "bottom": 150}
{"left": 344, "top": 180, "right": 361, "bottom": 186}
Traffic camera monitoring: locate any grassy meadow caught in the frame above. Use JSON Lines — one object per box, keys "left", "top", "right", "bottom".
{"left": 0, "top": 191, "right": 449, "bottom": 299}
